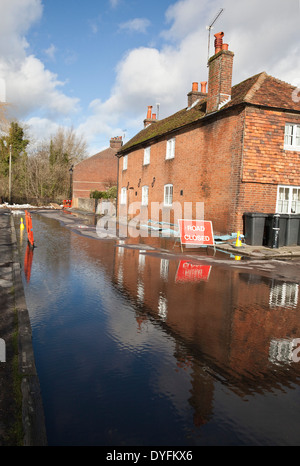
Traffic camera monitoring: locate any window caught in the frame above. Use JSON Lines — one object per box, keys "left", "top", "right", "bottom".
{"left": 164, "top": 184, "right": 173, "bottom": 206}
{"left": 120, "top": 187, "right": 127, "bottom": 205}
{"left": 141, "top": 185, "right": 149, "bottom": 206}
{"left": 276, "top": 185, "right": 300, "bottom": 214}
{"left": 284, "top": 124, "right": 300, "bottom": 150}
{"left": 143, "top": 146, "right": 150, "bottom": 165}
{"left": 123, "top": 155, "right": 128, "bottom": 170}
{"left": 166, "top": 137, "right": 175, "bottom": 159}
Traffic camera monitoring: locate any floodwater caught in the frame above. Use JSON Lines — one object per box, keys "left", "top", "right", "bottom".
{"left": 14, "top": 211, "right": 300, "bottom": 446}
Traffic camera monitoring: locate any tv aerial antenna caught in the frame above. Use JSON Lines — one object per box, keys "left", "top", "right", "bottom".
{"left": 206, "top": 8, "right": 224, "bottom": 64}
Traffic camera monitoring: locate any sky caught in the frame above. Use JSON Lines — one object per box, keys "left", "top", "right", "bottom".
{"left": 0, "top": 0, "right": 300, "bottom": 156}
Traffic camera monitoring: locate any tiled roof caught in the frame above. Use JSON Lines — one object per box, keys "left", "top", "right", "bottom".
{"left": 118, "top": 100, "right": 207, "bottom": 154}
{"left": 74, "top": 147, "right": 116, "bottom": 168}
{"left": 118, "top": 72, "right": 300, "bottom": 155}
{"left": 225, "top": 72, "right": 300, "bottom": 111}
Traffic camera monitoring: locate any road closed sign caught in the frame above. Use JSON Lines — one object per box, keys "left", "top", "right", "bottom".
{"left": 178, "top": 219, "right": 214, "bottom": 246}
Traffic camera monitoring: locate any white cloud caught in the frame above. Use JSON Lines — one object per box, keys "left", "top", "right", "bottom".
{"left": 0, "top": 0, "right": 79, "bottom": 122}
{"left": 0, "top": 0, "right": 43, "bottom": 59}
{"left": 25, "top": 116, "right": 60, "bottom": 147}
{"left": 119, "top": 18, "right": 151, "bottom": 34}
{"left": 5, "top": 55, "right": 79, "bottom": 118}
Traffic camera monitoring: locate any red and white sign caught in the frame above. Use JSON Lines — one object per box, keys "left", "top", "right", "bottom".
{"left": 178, "top": 219, "right": 214, "bottom": 246}
{"left": 176, "top": 261, "right": 212, "bottom": 282}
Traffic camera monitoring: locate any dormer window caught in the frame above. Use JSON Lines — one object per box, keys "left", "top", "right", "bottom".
{"left": 284, "top": 124, "right": 300, "bottom": 150}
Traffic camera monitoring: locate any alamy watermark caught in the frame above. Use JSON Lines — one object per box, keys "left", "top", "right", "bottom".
{"left": 0, "top": 338, "right": 6, "bottom": 362}
{"left": 270, "top": 338, "right": 300, "bottom": 364}
{"left": 96, "top": 201, "right": 205, "bottom": 239}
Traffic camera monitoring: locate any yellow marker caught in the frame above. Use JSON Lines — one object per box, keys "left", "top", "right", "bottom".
{"left": 20, "top": 218, "right": 25, "bottom": 231}
{"left": 235, "top": 231, "right": 242, "bottom": 247}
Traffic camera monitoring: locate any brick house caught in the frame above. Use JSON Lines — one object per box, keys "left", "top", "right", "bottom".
{"left": 72, "top": 136, "right": 122, "bottom": 207}
{"left": 116, "top": 32, "right": 300, "bottom": 236}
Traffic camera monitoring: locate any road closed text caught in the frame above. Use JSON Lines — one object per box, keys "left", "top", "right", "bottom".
{"left": 178, "top": 219, "right": 214, "bottom": 246}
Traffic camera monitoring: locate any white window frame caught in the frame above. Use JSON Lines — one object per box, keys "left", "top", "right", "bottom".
{"left": 276, "top": 185, "right": 300, "bottom": 214}
{"left": 164, "top": 184, "right": 173, "bottom": 207}
{"left": 143, "top": 146, "right": 150, "bottom": 165}
{"left": 120, "top": 187, "right": 127, "bottom": 205}
{"left": 284, "top": 123, "right": 300, "bottom": 151}
{"left": 141, "top": 185, "right": 149, "bottom": 206}
{"left": 123, "top": 155, "right": 128, "bottom": 170}
{"left": 166, "top": 137, "right": 175, "bottom": 159}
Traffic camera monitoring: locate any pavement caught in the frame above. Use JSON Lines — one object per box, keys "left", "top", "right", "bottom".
{"left": 0, "top": 209, "right": 47, "bottom": 446}
{"left": 213, "top": 241, "right": 300, "bottom": 259}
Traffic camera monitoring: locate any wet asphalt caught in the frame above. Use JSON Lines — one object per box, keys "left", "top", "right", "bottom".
{"left": 0, "top": 209, "right": 47, "bottom": 446}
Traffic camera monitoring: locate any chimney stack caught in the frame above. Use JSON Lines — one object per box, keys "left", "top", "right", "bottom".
{"left": 110, "top": 136, "right": 123, "bottom": 150}
{"left": 206, "top": 32, "right": 234, "bottom": 114}
{"left": 144, "top": 105, "right": 157, "bottom": 127}
{"left": 187, "top": 81, "right": 207, "bottom": 107}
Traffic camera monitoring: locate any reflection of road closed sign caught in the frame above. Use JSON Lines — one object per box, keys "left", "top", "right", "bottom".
{"left": 176, "top": 261, "right": 212, "bottom": 282}
{"left": 178, "top": 219, "right": 214, "bottom": 246}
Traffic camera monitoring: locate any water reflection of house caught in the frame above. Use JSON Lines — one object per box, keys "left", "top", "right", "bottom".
{"left": 68, "top": 230, "right": 300, "bottom": 426}
{"left": 112, "top": 246, "right": 300, "bottom": 422}
{"left": 116, "top": 32, "right": 300, "bottom": 235}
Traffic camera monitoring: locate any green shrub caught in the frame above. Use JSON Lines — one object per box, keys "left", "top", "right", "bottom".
{"left": 90, "top": 186, "right": 117, "bottom": 200}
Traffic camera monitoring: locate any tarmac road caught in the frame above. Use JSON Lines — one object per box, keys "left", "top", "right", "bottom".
{"left": 0, "top": 209, "right": 47, "bottom": 446}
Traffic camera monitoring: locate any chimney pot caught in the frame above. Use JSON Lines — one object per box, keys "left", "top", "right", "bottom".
{"left": 147, "top": 105, "right": 152, "bottom": 119}
{"left": 152, "top": 113, "right": 156, "bottom": 120}
{"left": 222, "top": 43, "right": 229, "bottom": 51}
{"left": 192, "top": 82, "right": 198, "bottom": 92}
{"left": 214, "top": 31, "right": 224, "bottom": 54}
{"left": 200, "top": 81, "right": 207, "bottom": 93}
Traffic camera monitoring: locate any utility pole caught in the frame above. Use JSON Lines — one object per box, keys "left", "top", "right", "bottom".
{"left": 8, "top": 144, "right": 12, "bottom": 204}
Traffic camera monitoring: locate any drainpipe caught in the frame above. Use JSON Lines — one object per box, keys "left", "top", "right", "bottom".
{"left": 116, "top": 154, "right": 120, "bottom": 227}
{"left": 272, "top": 214, "right": 280, "bottom": 249}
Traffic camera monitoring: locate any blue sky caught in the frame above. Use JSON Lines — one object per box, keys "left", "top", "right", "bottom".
{"left": 0, "top": 0, "right": 300, "bottom": 155}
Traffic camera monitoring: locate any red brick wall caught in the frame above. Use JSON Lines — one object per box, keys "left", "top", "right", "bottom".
{"left": 118, "top": 107, "right": 245, "bottom": 234}
{"left": 118, "top": 105, "right": 300, "bottom": 235}
{"left": 233, "top": 107, "right": 300, "bottom": 231}
{"left": 73, "top": 148, "right": 118, "bottom": 199}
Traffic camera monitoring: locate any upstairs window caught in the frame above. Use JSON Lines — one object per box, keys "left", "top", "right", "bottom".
{"left": 276, "top": 185, "right": 300, "bottom": 214}
{"left": 143, "top": 146, "right": 150, "bottom": 165}
{"left": 284, "top": 124, "right": 300, "bottom": 150}
{"left": 141, "top": 185, "right": 149, "bottom": 206}
{"left": 123, "top": 155, "right": 128, "bottom": 170}
{"left": 166, "top": 137, "right": 175, "bottom": 159}
{"left": 164, "top": 184, "right": 173, "bottom": 207}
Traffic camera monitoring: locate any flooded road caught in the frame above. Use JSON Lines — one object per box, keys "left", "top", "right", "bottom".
{"left": 14, "top": 211, "right": 300, "bottom": 446}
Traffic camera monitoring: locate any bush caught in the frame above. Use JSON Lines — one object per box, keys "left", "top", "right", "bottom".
{"left": 90, "top": 186, "right": 117, "bottom": 200}
{"left": 90, "top": 190, "right": 103, "bottom": 199}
